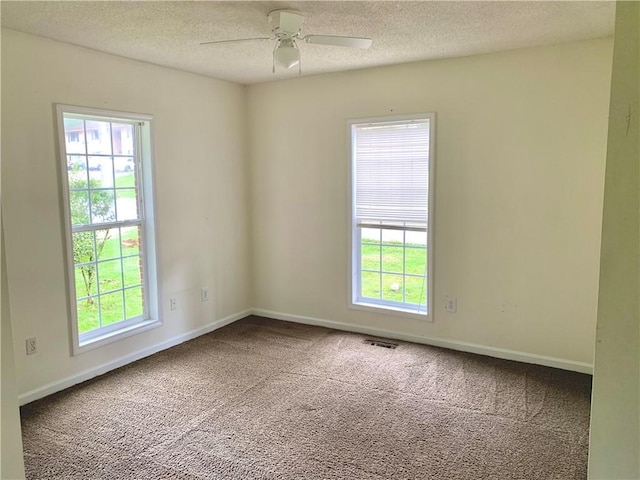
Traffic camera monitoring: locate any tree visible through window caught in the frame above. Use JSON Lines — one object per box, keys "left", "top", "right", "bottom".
{"left": 58, "top": 106, "right": 159, "bottom": 352}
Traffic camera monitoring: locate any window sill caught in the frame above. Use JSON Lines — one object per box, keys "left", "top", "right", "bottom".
{"left": 74, "top": 318, "right": 162, "bottom": 356}
{"left": 350, "top": 301, "right": 432, "bottom": 322}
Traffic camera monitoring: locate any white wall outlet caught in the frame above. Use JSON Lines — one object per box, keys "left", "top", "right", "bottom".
{"left": 445, "top": 296, "right": 457, "bottom": 313}
{"left": 201, "top": 288, "right": 209, "bottom": 302}
{"left": 170, "top": 297, "right": 177, "bottom": 311}
{"left": 26, "top": 337, "right": 37, "bottom": 355}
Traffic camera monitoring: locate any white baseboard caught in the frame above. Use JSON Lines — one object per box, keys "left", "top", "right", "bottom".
{"left": 18, "top": 309, "right": 251, "bottom": 406}
{"left": 20, "top": 307, "right": 592, "bottom": 405}
{"left": 252, "top": 308, "right": 594, "bottom": 375}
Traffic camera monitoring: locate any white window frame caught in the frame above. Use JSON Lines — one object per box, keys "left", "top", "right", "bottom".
{"left": 348, "top": 113, "right": 435, "bottom": 321}
{"left": 57, "top": 104, "right": 161, "bottom": 355}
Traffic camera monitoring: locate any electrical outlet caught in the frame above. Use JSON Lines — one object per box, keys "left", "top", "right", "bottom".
{"left": 26, "top": 337, "right": 37, "bottom": 355}
{"left": 445, "top": 296, "right": 457, "bottom": 313}
{"left": 201, "top": 288, "right": 209, "bottom": 302}
{"left": 170, "top": 298, "right": 177, "bottom": 311}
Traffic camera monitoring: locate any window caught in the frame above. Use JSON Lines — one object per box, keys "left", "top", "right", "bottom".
{"left": 350, "top": 114, "right": 435, "bottom": 319}
{"left": 57, "top": 105, "right": 160, "bottom": 354}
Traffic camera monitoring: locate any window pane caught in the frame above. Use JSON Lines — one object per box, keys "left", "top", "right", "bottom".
{"left": 64, "top": 118, "right": 85, "bottom": 154}
{"left": 77, "top": 297, "right": 99, "bottom": 334}
{"left": 98, "top": 259, "right": 123, "bottom": 293}
{"left": 90, "top": 229, "right": 112, "bottom": 263}
{"left": 381, "top": 246, "right": 403, "bottom": 273}
{"left": 361, "top": 242, "right": 380, "bottom": 271}
{"left": 86, "top": 120, "right": 112, "bottom": 155}
{"left": 90, "top": 189, "right": 115, "bottom": 223}
{"left": 123, "top": 255, "right": 143, "bottom": 288}
{"left": 87, "top": 156, "right": 105, "bottom": 176}
{"left": 361, "top": 228, "right": 380, "bottom": 243}
{"left": 103, "top": 157, "right": 115, "bottom": 186}
{"left": 112, "top": 124, "right": 134, "bottom": 155}
{"left": 87, "top": 156, "right": 114, "bottom": 189}
{"left": 73, "top": 231, "right": 95, "bottom": 264}
{"left": 75, "top": 264, "right": 97, "bottom": 300}
{"left": 382, "top": 273, "right": 404, "bottom": 302}
{"left": 382, "top": 229, "right": 403, "bottom": 245}
{"left": 114, "top": 157, "right": 135, "bottom": 176}
{"left": 405, "top": 276, "right": 427, "bottom": 305}
{"left": 69, "top": 190, "right": 90, "bottom": 225}
{"left": 405, "top": 247, "right": 427, "bottom": 275}
{"left": 68, "top": 172, "right": 88, "bottom": 190}
{"left": 100, "top": 291, "right": 125, "bottom": 326}
{"left": 67, "top": 155, "right": 87, "bottom": 183}
{"left": 121, "top": 227, "right": 141, "bottom": 255}
{"left": 116, "top": 189, "right": 139, "bottom": 221}
{"left": 361, "top": 271, "right": 381, "bottom": 299}
{"left": 406, "top": 230, "right": 427, "bottom": 246}
{"left": 99, "top": 228, "right": 121, "bottom": 261}
{"left": 125, "top": 286, "right": 144, "bottom": 319}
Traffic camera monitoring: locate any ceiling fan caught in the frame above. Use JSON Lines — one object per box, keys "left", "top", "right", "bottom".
{"left": 200, "top": 9, "right": 373, "bottom": 74}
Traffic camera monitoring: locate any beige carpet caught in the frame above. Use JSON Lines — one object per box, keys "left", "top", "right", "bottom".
{"left": 21, "top": 316, "right": 592, "bottom": 479}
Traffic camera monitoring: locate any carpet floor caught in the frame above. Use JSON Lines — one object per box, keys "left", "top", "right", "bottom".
{"left": 20, "top": 316, "right": 592, "bottom": 479}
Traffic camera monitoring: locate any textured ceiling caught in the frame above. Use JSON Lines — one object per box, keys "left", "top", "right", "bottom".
{"left": 1, "top": 1, "right": 615, "bottom": 85}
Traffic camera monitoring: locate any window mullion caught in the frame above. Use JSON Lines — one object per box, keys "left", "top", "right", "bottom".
{"left": 134, "top": 123, "right": 145, "bottom": 222}
{"left": 357, "top": 222, "right": 426, "bottom": 232}
{"left": 139, "top": 225, "right": 148, "bottom": 316}
{"left": 72, "top": 219, "right": 142, "bottom": 233}
{"left": 109, "top": 122, "right": 120, "bottom": 225}
{"left": 402, "top": 229, "right": 406, "bottom": 304}
{"left": 378, "top": 227, "right": 382, "bottom": 300}
{"left": 118, "top": 226, "right": 127, "bottom": 320}
{"left": 131, "top": 123, "right": 147, "bottom": 316}
{"left": 91, "top": 230, "right": 102, "bottom": 328}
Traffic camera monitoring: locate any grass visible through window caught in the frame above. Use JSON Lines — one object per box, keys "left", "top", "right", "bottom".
{"left": 76, "top": 227, "right": 144, "bottom": 333}
{"left": 114, "top": 172, "right": 136, "bottom": 198}
{"left": 361, "top": 239, "right": 427, "bottom": 306}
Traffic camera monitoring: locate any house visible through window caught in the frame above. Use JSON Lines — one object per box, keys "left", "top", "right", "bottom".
{"left": 57, "top": 105, "right": 160, "bottom": 353}
{"left": 66, "top": 131, "right": 80, "bottom": 143}
{"left": 350, "top": 114, "right": 435, "bottom": 319}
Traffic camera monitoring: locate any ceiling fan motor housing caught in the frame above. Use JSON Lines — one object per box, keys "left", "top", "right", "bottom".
{"left": 268, "top": 9, "right": 304, "bottom": 36}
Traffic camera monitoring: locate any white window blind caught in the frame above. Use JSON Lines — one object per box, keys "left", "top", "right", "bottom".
{"left": 353, "top": 120, "right": 430, "bottom": 227}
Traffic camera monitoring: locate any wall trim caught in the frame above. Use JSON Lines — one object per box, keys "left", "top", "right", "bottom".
{"left": 252, "top": 308, "right": 594, "bottom": 374}
{"left": 20, "top": 306, "right": 593, "bottom": 405}
{"left": 18, "top": 309, "right": 251, "bottom": 406}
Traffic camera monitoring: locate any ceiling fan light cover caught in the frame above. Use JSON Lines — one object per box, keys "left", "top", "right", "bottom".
{"left": 274, "top": 45, "right": 300, "bottom": 69}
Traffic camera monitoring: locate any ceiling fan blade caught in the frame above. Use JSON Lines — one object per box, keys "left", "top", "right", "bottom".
{"left": 302, "top": 35, "right": 372, "bottom": 49}
{"left": 200, "top": 37, "right": 272, "bottom": 46}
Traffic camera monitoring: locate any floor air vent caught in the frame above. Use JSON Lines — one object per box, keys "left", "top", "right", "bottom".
{"left": 364, "top": 339, "right": 399, "bottom": 349}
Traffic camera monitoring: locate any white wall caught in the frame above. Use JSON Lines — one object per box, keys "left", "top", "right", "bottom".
{"left": 588, "top": 2, "right": 640, "bottom": 478}
{"left": 1, "top": 28, "right": 613, "bottom": 405}
{"left": 1, "top": 215, "right": 26, "bottom": 478}
{"left": 1, "top": 29, "right": 252, "bottom": 399}
{"left": 248, "top": 38, "right": 612, "bottom": 369}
